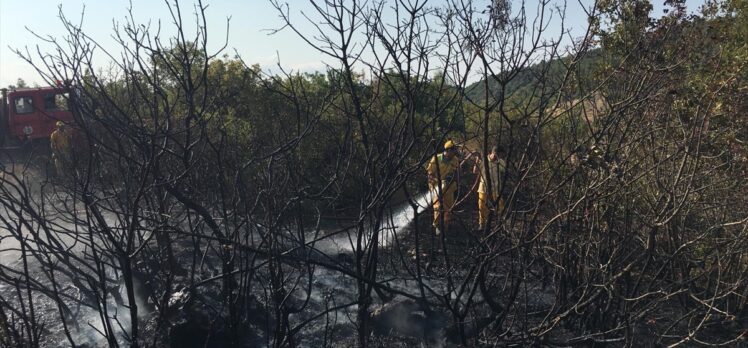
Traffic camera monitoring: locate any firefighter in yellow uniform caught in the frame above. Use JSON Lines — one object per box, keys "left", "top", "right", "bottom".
{"left": 50, "top": 121, "right": 72, "bottom": 176}
{"left": 474, "top": 145, "right": 505, "bottom": 230}
{"left": 427, "top": 140, "right": 460, "bottom": 235}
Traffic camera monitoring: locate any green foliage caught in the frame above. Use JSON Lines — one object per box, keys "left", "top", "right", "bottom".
{"left": 464, "top": 49, "right": 604, "bottom": 104}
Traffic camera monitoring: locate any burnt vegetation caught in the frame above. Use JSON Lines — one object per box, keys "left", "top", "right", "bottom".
{"left": 1, "top": 0, "right": 747, "bottom": 347}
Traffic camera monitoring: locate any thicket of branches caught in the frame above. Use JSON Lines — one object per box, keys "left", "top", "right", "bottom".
{"left": 1, "top": 0, "right": 747, "bottom": 347}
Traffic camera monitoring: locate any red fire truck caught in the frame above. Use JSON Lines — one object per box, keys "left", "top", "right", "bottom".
{"left": 0, "top": 86, "right": 74, "bottom": 149}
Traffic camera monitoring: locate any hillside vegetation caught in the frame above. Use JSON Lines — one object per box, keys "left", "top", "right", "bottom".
{"left": 1, "top": 0, "right": 747, "bottom": 347}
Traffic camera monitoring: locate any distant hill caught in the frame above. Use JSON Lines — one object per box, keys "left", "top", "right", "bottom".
{"left": 464, "top": 48, "right": 604, "bottom": 103}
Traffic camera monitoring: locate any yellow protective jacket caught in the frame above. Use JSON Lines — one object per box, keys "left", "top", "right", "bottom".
{"left": 427, "top": 153, "right": 459, "bottom": 188}
{"left": 50, "top": 129, "right": 72, "bottom": 158}
{"left": 477, "top": 158, "right": 505, "bottom": 195}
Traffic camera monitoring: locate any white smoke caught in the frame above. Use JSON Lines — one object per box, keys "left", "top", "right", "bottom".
{"left": 319, "top": 191, "right": 431, "bottom": 253}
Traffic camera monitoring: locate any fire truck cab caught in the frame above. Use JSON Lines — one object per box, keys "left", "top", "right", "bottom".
{"left": 0, "top": 86, "right": 74, "bottom": 148}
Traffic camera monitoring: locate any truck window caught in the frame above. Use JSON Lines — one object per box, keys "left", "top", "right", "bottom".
{"left": 14, "top": 96, "right": 35, "bottom": 114}
{"left": 44, "top": 93, "right": 69, "bottom": 111}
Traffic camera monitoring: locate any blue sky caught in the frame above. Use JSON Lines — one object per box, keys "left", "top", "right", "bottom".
{"left": 0, "top": 0, "right": 706, "bottom": 88}
{"left": 1, "top": 0, "right": 324, "bottom": 87}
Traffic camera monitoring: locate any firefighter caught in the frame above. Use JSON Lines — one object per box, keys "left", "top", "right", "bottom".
{"left": 474, "top": 145, "right": 505, "bottom": 230}
{"left": 50, "top": 121, "right": 72, "bottom": 176}
{"left": 426, "top": 139, "right": 461, "bottom": 235}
